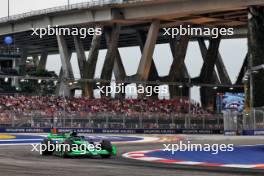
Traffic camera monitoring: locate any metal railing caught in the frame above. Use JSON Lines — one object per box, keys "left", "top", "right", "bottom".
{"left": 252, "top": 109, "right": 264, "bottom": 130}
{"left": 0, "top": 111, "right": 223, "bottom": 129}
{"left": 242, "top": 109, "right": 264, "bottom": 130}
{"left": 0, "top": 0, "right": 151, "bottom": 23}
{"left": 224, "top": 108, "right": 264, "bottom": 132}
{"left": 0, "top": 48, "right": 20, "bottom": 56}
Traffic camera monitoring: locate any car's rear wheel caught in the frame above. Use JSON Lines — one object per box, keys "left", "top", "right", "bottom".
{"left": 100, "top": 140, "right": 112, "bottom": 158}
{"left": 41, "top": 139, "right": 53, "bottom": 155}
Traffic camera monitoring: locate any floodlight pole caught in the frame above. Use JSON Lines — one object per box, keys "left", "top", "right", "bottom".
{"left": 249, "top": 65, "right": 254, "bottom": 129}
{"left": 188, "top": 78, "right": 192, "bottom": 129}
{"left": 8, "top": 0, "right": 10, "bottom": 18}
{"left": 63, "top": 85, "right": 66, "bottom": 128}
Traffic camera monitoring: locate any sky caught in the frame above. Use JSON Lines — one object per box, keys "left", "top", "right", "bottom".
{"left": 0, "top": 0, "right": 248, "bottom": 101}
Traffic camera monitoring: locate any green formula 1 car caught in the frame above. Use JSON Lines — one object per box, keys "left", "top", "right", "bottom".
{"left": 40, "top": 131, "right": 117, "bottom": 158}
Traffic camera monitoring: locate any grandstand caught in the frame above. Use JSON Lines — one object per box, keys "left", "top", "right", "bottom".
{"left": 0, "top": 95, "right": 222, "bottom": 129}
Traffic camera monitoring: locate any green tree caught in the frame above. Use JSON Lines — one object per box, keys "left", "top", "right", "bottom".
{"left": 19, "top": 68, "right": 58, "bottom": 96}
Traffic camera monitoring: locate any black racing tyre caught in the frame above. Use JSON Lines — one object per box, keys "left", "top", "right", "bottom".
{"left": 100, "top": 154, "right": 111, "bottom": 158}
{"left": 41, "top": 139, "right": 53, "bottom": 155}
{"left": 100, "top": 140, "right": 112, "bottom": 158}
{"left": 62, "top": 140, "right": 73, "bottom": 158}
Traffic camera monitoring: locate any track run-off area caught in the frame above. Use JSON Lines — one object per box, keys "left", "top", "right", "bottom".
{"left": 1, "top": 134, "right": 264, "bottom": 176}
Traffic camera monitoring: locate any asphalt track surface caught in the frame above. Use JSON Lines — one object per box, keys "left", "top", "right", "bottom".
{"left": 0, "top": 136, "right": 264, "bottom": 176}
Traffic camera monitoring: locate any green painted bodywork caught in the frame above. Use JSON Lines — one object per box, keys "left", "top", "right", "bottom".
{"left": 45, "top": 132, "right": 117, "bottom": 157}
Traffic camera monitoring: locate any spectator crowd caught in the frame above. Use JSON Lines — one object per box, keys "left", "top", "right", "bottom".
{"left": 0, "top": 95, "right": 210, "bottom": 125}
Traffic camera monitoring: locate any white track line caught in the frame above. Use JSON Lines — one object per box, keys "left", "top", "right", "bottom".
{"left": 0, "top": 134, "right": 160, "bottom": 146}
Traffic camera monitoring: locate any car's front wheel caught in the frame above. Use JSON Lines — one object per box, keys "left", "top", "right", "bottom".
{"left": 100, "top": 140, "right": 113, "bottom": 158}
{"left": 61, "top": 140, "right": 73, "bottom": 158}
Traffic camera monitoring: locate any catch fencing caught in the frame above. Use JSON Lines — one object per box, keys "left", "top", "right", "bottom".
{"left": 0, "top": 111, "right": 223, "bottom": 130}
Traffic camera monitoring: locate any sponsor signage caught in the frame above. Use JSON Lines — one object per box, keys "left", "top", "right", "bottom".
{"left": 0, "top": 128, "right": 223, "bottom": 134}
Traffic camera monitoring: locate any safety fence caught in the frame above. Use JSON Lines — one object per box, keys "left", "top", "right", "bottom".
{"left": 223, "top": 108, "right": 264, "bottom": 135}
{"left": 252, "top": 109, "right": 264, "bottom": 130}
{"left": 0, "top": 111, "right": 223, "bottom": 130}
{"left": 242, "top": 109, "right": 264, "bottom": 130}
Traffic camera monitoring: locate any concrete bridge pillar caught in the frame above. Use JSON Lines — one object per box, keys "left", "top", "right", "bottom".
{"left": 19, "top": 49, "right": 28, "bottom": 74}
{"left": 105, "top": 28, "right": 126, "bottom": 98}
{"left": 215, "top": 52, "right": 232, "bottom": 85}
{"left": 136, "top": 30, "right": 159, "bottom": 98}
{"left": 236, "top": 54, "right": 248, "bottom": 85}
{"left": 168, "top": 36, "right": 190, "bottom": 99}
{"left": 37, "top": 51, "right": 48, "bottom": 71}
{"left": 101, "top": 25, "right": 120, "bottom": 97}
{"left": 198, "top": 38, "right": 220, "bottom": 84}
{"left": 113, "top": 51, "right": 126, "bottom": 98}
{"left": 248, "top": 6, "right": 264, "bottom": 108}
{"left": 56, "top": 51, "right": 73, "bottom": 97}
{"left": 73, "top": 35, "right": 88, "bottom": 97}
{"left": 198, "top": 37, "right": 221, "bottom": 109}
{"left": 56, "top": 35, "right": 74, "bottom": 97}
{"left": 32, "top": 55, "right": 39, "bottom": 67}
{"left": 136, "top": 21, "right": 160, "bottom": 99}
{"left": 198, "top": 38, "right": 231, "bottom": 85}
{"left": 73, "top": 36, "right": 86, "bottom": 78}
{"left": 83, "top": 25, "right": 103, "bottom": 98}
{"left": 136, "top": 20, "right": 160, "bottom": 81}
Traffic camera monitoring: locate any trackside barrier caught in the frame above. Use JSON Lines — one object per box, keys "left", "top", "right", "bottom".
{"left": 0, "top": 128, "right": 223, "bottom": 134}
{"left": 224, "top": 130, "right": 264, "bottom": 136}
{"left": 243, "top": 130, "right": 264, "bottom": 136}
{"left": 224, "top": 130, "right": 237, "bottom": 136}
{"left": 2, "top": 128, "right": 264, "bottom": 135}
